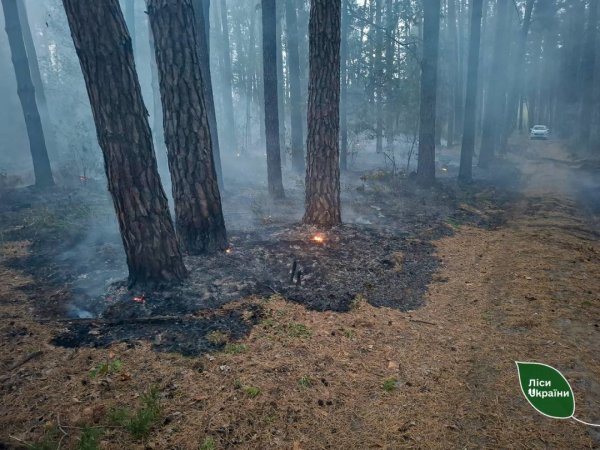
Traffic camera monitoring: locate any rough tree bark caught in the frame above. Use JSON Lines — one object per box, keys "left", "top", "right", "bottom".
{"left": 192, "top": 0, "right": 224, "bottom": 191}
{"left": 374, "top": 0, "right": 384, "bottom": 154}
{"left": 579, "top": 0, "right": 598, "bottom": 148}
{"left": 124, "top": 0, "right": 135, "bottom": 51}
{"left": 276, "top": 4, "right": 286, "bottom": 164}
{"left": 303, "top": 0, "right": 342, "bottom": 227}
{"left": 261, "top": 0, "right": 285, "bottom": 198}
{"left": 2, "top": 0, "right": 54, "bottom": 188}
{"left": 478, "top": 0, "right": 509, "bottom": 167}
{"left": 447, "top": 0, "right": 461, "bottom": 146}
{"left": 286, "top": 0, "right": 305, "bottom": 174}
{"left": 340, "top": 0, "right": 349, "bottom": 171}
{"left": 459, "top": 0, "right": 483, "bottom": 182}
{"left": 219, "top": 0, "right": 236, "bottom": 152}
{"left": 62, "top": 0, "right": 187, "bottom": 285}
{"left": 416, "top": 0, "right": 441, "bottom": 186}
{"left": 148, "top": 0, "right": 228, "bottom": 254}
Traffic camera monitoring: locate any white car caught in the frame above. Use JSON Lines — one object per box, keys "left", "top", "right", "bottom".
{"left": 530, "top": 125, "right": 550, "bottom": 140}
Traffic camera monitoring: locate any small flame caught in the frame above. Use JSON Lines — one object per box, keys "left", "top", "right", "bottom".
{"left": 311, "top": 234, "right": 325, "bottom": 244}
{"left": 225, "top": 247, "right": 233, "bottom": 254}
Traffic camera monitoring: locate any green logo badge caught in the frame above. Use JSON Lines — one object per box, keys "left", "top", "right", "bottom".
{"left": 516, "top": 361, "right": 599, "bottom": 426}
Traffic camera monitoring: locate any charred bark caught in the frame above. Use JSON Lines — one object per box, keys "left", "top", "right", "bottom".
{"left": 148, "top": 0, "right": 228, "bottom": 254}
{"left": 459, "top": 0, "right": 483, "bottom": 182}
{"left": 261, "top": 0, "right": 285, "bottom": 198}
{"left": 2, "top": 0, "right": 54, "bottom": 188}
{"left": 303, "top": 0, "right": 342, "bottom": 227}
{"left": 62, "top": 0, "right": 187, "bottom": 286}
{"left": 416, "top": 0, "right": 441, "bottom": 186}
{"left": 286, "top": 0, "right": 305, "bottom": 174}
{"left": 340, "top": 0, "right": 349, "bottom": 171}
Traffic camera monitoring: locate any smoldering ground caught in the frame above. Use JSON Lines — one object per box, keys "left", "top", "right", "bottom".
{"left": 1, "top": 145, "right": 517, "bottom": 356}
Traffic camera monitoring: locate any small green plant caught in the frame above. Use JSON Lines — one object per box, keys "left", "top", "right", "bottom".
{"left": 90, "top": 359, "right": 122, "bottom": 378}
{"left": 339, "top": 328, "right": 356, "bottom": 339}
{"left": 200, "top": 437, "right": 216, "bottom": 450}
{"left": 298, "top": 375, "right": 313, "bottom": 388}
{"left": 206, "top": 330, "right": 229, "bottom": 345}
{"left": 382, "top": 378, "right": 398, "bottom": 393}
{"left": 286, "top": 323, "right": 312, "bottom": 338}
{"left": 243, "top": 385, "right": 261, "bottom": 398}
{"left": 350, "top": 295, "right": 364, "bottom": 310}
{"left": 224, "top": 343, "right": 247, "bottom": 354}
{"left": 26, "top": 428, "right": 61, "bottom": 450}
{"left": 108, "top": 387, "right": 161, "bottom": 439}
{"left": 78, "top": 426, "right": 104, "bottom": 450}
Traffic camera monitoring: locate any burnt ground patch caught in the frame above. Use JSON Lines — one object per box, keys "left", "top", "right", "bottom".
{"left": 50, "top": 304, "right": 263, "bottom": 357}
{"left": 0, "top": 172, "right": 518, "bottom": 355}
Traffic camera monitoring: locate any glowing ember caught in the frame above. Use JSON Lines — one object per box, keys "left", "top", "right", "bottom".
{"left": 311, "top": 234, "right": 325, "bottom": 244}
{"left": 225, "top": 247, "right": 233, "bottom": 254}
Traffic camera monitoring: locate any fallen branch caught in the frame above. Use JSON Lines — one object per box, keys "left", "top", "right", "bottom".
{"left": 4, "top": 350, "right": 43, "bottom": 372}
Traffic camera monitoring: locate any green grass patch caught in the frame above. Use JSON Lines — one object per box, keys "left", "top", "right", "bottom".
{"left": 286, "top": 323, "right": 312, "bottom": 338}
{"left": 200, "top": 437, "right": 216, "bottom": 450}
{"left": 298, "top": 375, "right": 313, "bottom": 388}
{"left": 382, "top": 378, "right": 398, "bottom": 393}
{"left": 108, "top": 387, "right": 161, "bottom": 439}
{"left": 90, "top": 359, "right": 122, "bottom": 378}
{"left": 224, "top": 343, "right": 247, "bottom": 354}
{"left": 243, "top": 386, "right": 261, "bottom": 398}
{"left": 78, "top": 426, "right": 104, "bottom": 450}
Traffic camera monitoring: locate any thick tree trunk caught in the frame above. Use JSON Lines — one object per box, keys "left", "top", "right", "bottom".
{"left": 261, "top": 0, "right": 285, "bottom": 198}
{"left": 416, "top": 0, "right": 441, "bottom": 186}
{"left": 303, "top": 0, "right": 342, "bottom": 227}
{"left": 459, "top": 0, "right": 483, "bottom": 182}
{"left": 62, "top": 0, "right": 187, "bottom": 286}
{"left": 286, "top": 0, "right": 305, "bottom": 174}
{"left": 579, "top": 0, "right": 598, "bottom": 148}
{"left": 384, "top": 0, "right": 397, "bottom": 152}
{"left": 192, "top": 0, "right": 224, "bottom": 192}
{"left": 478, "top": 0, "right": 509, "bottom": 167}
{"left": 148, "top": 0, "right": 228, "bottom": 254}
{"left": 2, "top": 0, "right": 54, "bottom": 188}
{"left": 340, "top": 0, "right": 349, "bottom": 171}
{"left": 219, "top": 0, "right": 237, "bottom": 153}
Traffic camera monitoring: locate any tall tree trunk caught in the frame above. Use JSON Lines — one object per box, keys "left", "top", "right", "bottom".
{"left": 384, "top": 0, "right": 397, "bottom": 152}
{"left": 192, "top": 0, "right": 224, "bottom": 191}
{"left": 340, "top": 0, "right": 349, "bottom": 171}
{"left": 579, "top": 0, "right": 598, "bottom": 149}
{"left": 276, "top": 4, "right": 286, "bottom": 166}
{"left": 16, "top": 0, "right": 56, "bottom": 159}
{"left": 261, "top": 0, "right": 285, "bottom": 198}
{"left": 447, "top": 0, "right": 460, "bottom": 146}
{"left": 62, "top": 0, "right": 187, "bottom": 285}
{"left": 2, "top": 0, "right": 54, "bottom": 188}
{"left": 148, "top": 0, "right": 228, "bottom": 254}
{"left": 219, "top": 0, "right": 236, "bottom": 152}
{"left": 374, "top": 0, "right": 384, "bottom": 154}
{"left": 303, "top": 0, "right": 341, "bottom": 227}
{"left": 416, "top": 0, "right": 441, "bottom": 186}
{"left": 286, "top": 0, "right": 305, "bottom": 174}
{"left": 478, "top": 0, "right": 509, "bottom": 167}
{"left": 459, "top": 0, "right": 483, "bottom": 182}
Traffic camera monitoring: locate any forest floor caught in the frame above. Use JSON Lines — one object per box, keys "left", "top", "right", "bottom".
{"left": 0, "top": 140, "right": 599, "bottom": 449}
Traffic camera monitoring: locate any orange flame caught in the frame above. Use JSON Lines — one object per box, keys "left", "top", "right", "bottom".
{"left": 311, "top": 234, "right": 325, "bottom": 244}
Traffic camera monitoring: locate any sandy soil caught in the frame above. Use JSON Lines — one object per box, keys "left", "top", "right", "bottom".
{"left": 0, "top": 142, "right": 599, "bottom": 449}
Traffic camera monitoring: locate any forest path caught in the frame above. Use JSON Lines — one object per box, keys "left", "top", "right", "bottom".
{"left": 402, "top": 142, "right": 600, "bottom": 448}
